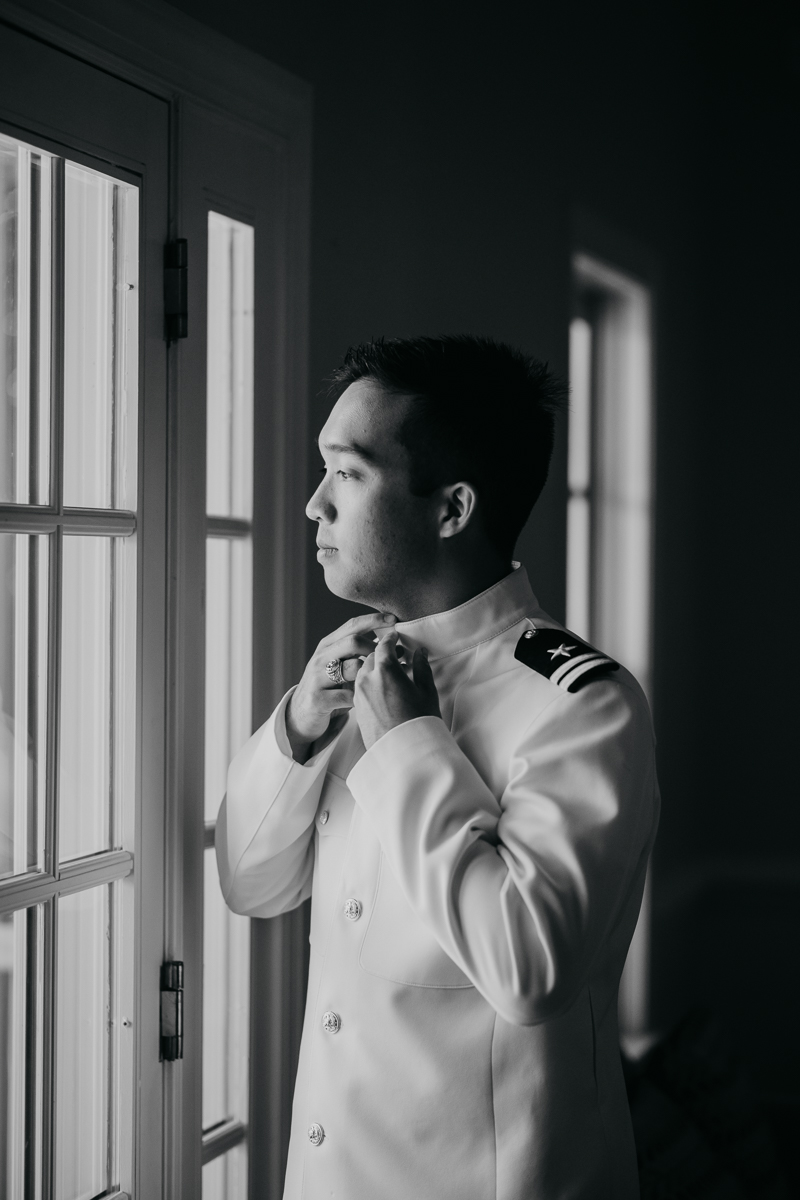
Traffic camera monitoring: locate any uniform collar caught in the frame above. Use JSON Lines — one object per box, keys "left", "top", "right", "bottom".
{"left": 395, "top": 562, "right": 538, "bottom": 662}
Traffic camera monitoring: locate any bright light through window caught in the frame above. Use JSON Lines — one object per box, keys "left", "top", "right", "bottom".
{"left": 202, "top": 211, "right": 255, "bottom": 1198}
{"left": 0, "top": 131, "right": 138, "bottom": 1197}
{"left": 568, "top": 252, "right": 655, "bottom": 1058}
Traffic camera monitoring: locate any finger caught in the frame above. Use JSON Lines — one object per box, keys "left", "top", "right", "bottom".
{"left": 340, "top": 656, "right": 363, "bottom": 683}
{"left": 367, "top": 634, "right": 409, "bottom": 661}
{"left": 374, "top": 628, "right": 400, "bottom": 665}
{"left": 356, "top": 651, "right": 376, "bottom": 679}
{"left": 328, "top": 627, "right": 398, "bottom": 662}
{"left": 317, "top": 688, "right": 355, "bottom": 711}
{"left": 319, "top": 610, "right": 397, "bottom": 649}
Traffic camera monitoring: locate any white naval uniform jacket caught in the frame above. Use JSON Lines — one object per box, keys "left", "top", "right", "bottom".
{"left": 217, "top": 565, "right": 659, "bottom": 1200}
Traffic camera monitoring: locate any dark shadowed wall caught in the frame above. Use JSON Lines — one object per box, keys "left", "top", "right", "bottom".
{"left": 169, "top": 0, "right": 799, "bottom": 1148}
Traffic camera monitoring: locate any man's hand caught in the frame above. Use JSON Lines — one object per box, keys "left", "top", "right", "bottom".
{"left": 286, "top": 611, "right": 398, "bottom": 763}
{"left": 354, "top": 629, "right": 441, "bottom": 751}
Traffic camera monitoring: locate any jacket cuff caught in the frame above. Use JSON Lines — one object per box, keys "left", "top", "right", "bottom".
{"left": 273, "top": 686, "right": 347, "bottom": 769}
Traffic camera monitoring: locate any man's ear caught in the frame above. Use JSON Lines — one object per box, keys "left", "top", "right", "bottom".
{"left": 438, "top": 482, "right": 479, "bottom": 539}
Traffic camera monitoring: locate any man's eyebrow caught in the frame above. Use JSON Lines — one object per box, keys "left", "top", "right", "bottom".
{"left": 319, "top": 439, "right": 378, "bottom": 463}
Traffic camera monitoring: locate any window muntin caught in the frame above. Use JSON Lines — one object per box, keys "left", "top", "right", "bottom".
{"left": 0, "top": 132, "right": 138, "bottom": 1197}
{"left": 202, "top": 211, "right": 254, "bottom": 1193}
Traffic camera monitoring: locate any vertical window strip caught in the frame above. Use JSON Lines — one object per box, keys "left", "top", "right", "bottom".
{"left": 566, "top": 317, "right": 593, "bottom": 641}
{"left": 15, "top": 145, "right": 32, "bottom": 506}
{"left": 568, "top": 253, "right": 655, "bottom": 1057}
{"left": 202, "top": 213, "right": 254, "bottom": 1182}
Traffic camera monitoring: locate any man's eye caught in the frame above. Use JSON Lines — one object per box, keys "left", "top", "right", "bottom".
{"left": 318, "top": 466, "right": 354, "bottom": 480}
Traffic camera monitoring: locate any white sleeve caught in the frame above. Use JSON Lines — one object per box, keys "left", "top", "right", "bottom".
{"left": 346, "top": 680, "right": 659, "bottom": 1025}
{"left": 216, "top": 688, "right": 341, "bottom": 918}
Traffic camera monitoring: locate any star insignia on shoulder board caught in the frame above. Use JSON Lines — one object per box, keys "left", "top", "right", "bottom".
{"left": 514, "top": 628, "right": 620, "bottom": 692}
{"left": 547, "top": 643, "right": 576, "bottom": 660}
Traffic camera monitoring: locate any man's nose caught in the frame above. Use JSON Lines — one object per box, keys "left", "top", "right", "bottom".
{"left": 305, "top": 479, "right": 334, "bottom": 523}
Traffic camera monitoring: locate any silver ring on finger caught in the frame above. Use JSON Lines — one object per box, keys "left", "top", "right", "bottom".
{"left": 325, "top": 658, "right": 345, "bottom": 686}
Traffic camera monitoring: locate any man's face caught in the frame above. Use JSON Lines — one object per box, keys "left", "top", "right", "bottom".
{"left": 307, "top": 380, "right": 439, "bottom": 611}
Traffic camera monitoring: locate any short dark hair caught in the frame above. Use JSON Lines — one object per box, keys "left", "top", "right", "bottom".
{"left": 327, "top": 335, "right": 566, "bottom": 557}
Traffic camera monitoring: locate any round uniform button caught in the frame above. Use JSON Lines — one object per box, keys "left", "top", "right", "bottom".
{"left": 523, "top": 629, "right": 536, "bottom": 639}
{"left": 322, "top": 1010, "right": 341, "bottom": 1034}
{"left": 319, "top": 810, "right": 329, "bottom": 825}
{"left": 308, "top": 1123, "right": 325, "bottom": 1147}
{"left": 343, "top": 898, "right": 362, "bottom": 921}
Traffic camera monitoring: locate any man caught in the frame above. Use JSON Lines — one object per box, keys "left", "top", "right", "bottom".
{"left": 216, "top": 335, "right": 659, "bottom": 1199}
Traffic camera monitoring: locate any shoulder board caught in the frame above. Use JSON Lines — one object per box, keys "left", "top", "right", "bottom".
{"left": 514, "top": 626, "right": 619, "bottom": 693}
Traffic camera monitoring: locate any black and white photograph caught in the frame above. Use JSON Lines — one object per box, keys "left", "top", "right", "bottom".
{"left": 0, "top": 1, "right": 797, "bottom": 1197}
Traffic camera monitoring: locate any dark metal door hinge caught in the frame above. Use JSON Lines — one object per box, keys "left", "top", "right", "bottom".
{"left": 164, "top": 239, "right": 188, "bottom": 341}
{"left": 160, "top": 960, "right": 184, "bottom": 1061}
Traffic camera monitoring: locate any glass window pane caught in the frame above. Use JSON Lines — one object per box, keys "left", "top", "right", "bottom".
{"left": 59, "top": 537, "right": 111, "bottom": 861}
{"left": 63, "top": 163, "right": 138, "bottom": 510}
{"left": 202, "top": 1143, "right": 248, "bottom": 1200}
{"left": 111, "top": 534, "right": 137, "bottom": 856}
{"left": 0, "top": 904, "right": 43, "bottom": 1199}
{"left": 204, "top": 211, "right": 253, "bottom": 1175}
{"left": 0, "top": 133, "right": 52, "bottom": 505}
{"left": 571, "top": 255, "right": 655, "bottom": 1051}
{"left": 566, "top": 496, "right": 591, "bottom": 642}
{"left": 203, "top": 846, "right": 250, "bottom": 1134}
{"left": 206, "top": 212, "right": 254, "bottom": 519}
{"left": 204, "top": 539, "right": 230, "bottom": 824}
{"left": 205, "top": 538, "right": 252, "bottom": 823}
{"left": 55, "top": 885, "right": 110, "bottom": 1200}
{"left": 567, "top": 316, "right": 592, "bottom": 494}
{"left": 0, "top": 533, "right": 48, "bottom": 878}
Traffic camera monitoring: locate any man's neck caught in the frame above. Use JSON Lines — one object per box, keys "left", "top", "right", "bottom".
{"left": 387, "top": 557, "right": 513, "bottom": 622}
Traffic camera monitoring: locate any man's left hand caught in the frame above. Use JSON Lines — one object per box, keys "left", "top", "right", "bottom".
{"left": 353, "top": 630, "right": 441, "bottom": 750}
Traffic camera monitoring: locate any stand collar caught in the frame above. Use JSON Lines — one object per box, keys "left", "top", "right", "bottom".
{"left": 394, "top": 563, "right": 538, "bottom": 662}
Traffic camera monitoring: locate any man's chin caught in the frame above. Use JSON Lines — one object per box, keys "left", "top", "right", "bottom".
{"left": 319, "top": 555, "right": 350, "bottom": 599}
{"left": 322, "top": 570, "right": 361, "bottom": 605}
{"left": 320, "top": 558, "right": 379, "bottom": 607}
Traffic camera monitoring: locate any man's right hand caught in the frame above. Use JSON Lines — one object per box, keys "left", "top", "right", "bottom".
{"left": 285, "top": 611, "right": 398, "bottom": 763}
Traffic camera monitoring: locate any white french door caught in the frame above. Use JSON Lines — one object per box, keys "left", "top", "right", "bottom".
{"left": 0, "top": 5, "right": 311, "bottom": 1196}
{"left": 0, "top": 21, "right": 169, "bottom": 1199}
